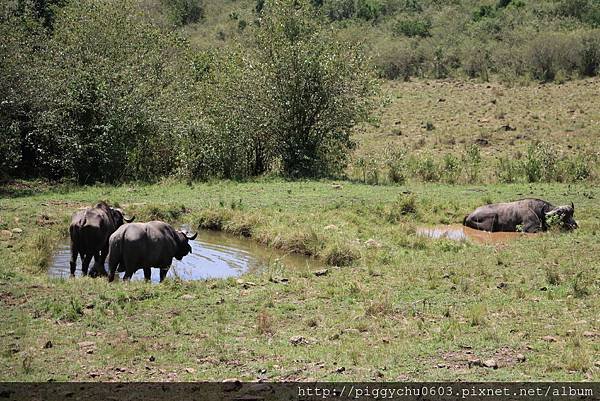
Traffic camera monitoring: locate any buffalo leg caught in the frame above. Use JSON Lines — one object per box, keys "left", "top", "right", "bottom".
{"left": 143, "top": 268, "right": 152, "bottom": 282}
{"left": 69, "top": 243, "right": 78, "bottom": 276}
{"left": 159, "top": 268, "right": 168, "bottom": 283}
{"left": 108, "top": 259, "right": 119, "bottom": 283}
{"left": 92, "top": 245, "right": 108, "bottom": 277}
{"left": 81, "top": 254, "right": 93, "bottom": 276}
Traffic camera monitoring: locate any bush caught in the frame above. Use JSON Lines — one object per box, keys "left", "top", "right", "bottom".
{"left": 392, "top": 17, "right": 431, "bottom": 37}
{"left": 578, "top": 30, "right": 600, "bottom": 76}
{"left": 253, "top": 0, "right": 376, "bottom": 177}
{"left": 324, "top": 0, "right": 355, "bottom": 21}
{"left": 19, "top": 0, "right": 200, "bottom": 182}
{"left": 160, "top": 0, "right": 204, "bottom": 26}
{"left": 355, "top": 0, "right": 383, "bottom": 21}
{"left": 375, "top": 39, "right": 422, "bottom": 80}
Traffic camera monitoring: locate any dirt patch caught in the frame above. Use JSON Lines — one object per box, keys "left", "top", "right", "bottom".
{"left": 0, "top": 292, "right": 26, "bottom": 307}
{"left": 438, "top": 347, "right": 525, "bottom": 370}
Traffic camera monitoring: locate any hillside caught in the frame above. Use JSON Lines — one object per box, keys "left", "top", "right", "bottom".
{"left": 174, "top": 0, "right": 600, "bottom": 82}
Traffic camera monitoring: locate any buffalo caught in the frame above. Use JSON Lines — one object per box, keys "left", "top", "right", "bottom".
{"left": 107, "top": 221, "right": 197, "bottom": 282}
{"left": 69, "top": 202, "right": 134, "bottom": 277}
{"left": 463, "top": 198, "right": 577, "bottom": 233}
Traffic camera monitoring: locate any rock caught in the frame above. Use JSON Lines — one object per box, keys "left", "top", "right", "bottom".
{"left": 185, "top": 367, "right": 196, "bottom": 374}
{"left": 86, "top": 349, "right": 94, "bottom": 355}
{"left": 478, "top": 118, "right": 490, "bottom": 123}
{"left": 499, "top": 124, "right": 516, "bottom": 131}
{"left": 180, "top": 294, "right": 195, "bottom": 300}
{"left": 364, "top": 239, "right": 382, "bottom": 249}
{"left": 222, "top": 378, "right": 242, "bottom": 392}
{"left": 268, "top": 277, "right": 289, "bottom": 284}
{"left": 43, "top": 340, "right": 53, "bottom": 349}
{"left": 516, "top": 354, "right": 526, "bottom": 363}
{"left": 324, "top": 225, "right": 338, "bottom": 231}
{"left": 78, "top": 341, "right": 95, "bottom": 349}
{"left": 436, "top": 363, "right": 446, "bottom": 368}
{"left": 467, "top": 358, "right": 482, "bottom": 368}
{"left": 539, "top": 287, "right": 548, "bottom": 291}
{"left": 582, "top": 331, "right": 597, "bottom": 338}
{"left": 290, "top": 336, "right": 308, "bottom": 346}
{"left": 595, "top": 361, "right": 600, "bottom": 368}
{"left": 483, "top": 359, "right": 498, "bottom": 369}
{"left": 474, "top": 138, "right": 490, "bottom": 146}
{"left": 335, "top": 366, "right": 346, "bottom": 373}
{"left": 215, "top": 297, "right": 225, "bottom": 305}
{"left": 313, "top": 269, "right": 328, "bottom": 277}
{"left": 236, "top": 279, "right": 257, "bottom": 288}
{"left": 0, "top": 230, "right": 12, "bottom": 240}
{"left": 497, "top": 282, "right": 507, "bottom": 289}
{"left": 331, "top": 184, "right": 343, "bottom": 190}
{"left": 148, "top": 356, "right": 155, "bottom": 362}
{"left": 11, "top": 228, "right": 23, "bottom": 234}
{"left": 542, "top": 335, "right": 557, "bottom": 343}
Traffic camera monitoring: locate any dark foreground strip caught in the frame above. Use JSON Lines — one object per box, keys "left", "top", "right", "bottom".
{"left": 0, "top": 382, "right": 598, "bottom": 401}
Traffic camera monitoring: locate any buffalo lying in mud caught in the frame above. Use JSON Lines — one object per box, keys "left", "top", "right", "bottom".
{"left": 107, "top": 221, "right": 197, "bottom": 282}
{"left": 69, "top": 202, "right": 134, "bottom": 277}
{"left": 463, "top": 199, "right": 578, "bottom": 233}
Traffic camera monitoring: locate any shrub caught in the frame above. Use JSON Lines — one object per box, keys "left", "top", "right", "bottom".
{"left": 160, "top": 0, "right": 204, "bottom": 26}
{"left": 355, "top": 0, "right": 383, "bottom": 21}
{"left": 253, "top": 0, "right": 376, "bottom": 177}
{"left": 324, "top": 242, "right": 360, "bottom": 266}
{"left": 392, "top": 17, "right": 431, "bottom": 38}
{"left": 496, "top": 156, "right": 519, "bottom": 183}
{"left": 412, "top": 155, "right": 439, "bottom": 182}
{"left": 462, "top": 145, "right": 482, "bottom": 182}
{"left": 375, "top": 39, "right": 422, "bottom": 80}
{"left": 23, "top": 0, "right": 198, "bottom": 182}
{"left": 578, "top": 30, "right": 600, "bottom": 76}
{"left": 324, "top": 0, "right": 355, "bottom": 21}
{"left": 385, "top": 149, "right": 406, "bottom": 183}
{"left": 441, "top": 153, "right": 461, "bottom": 184}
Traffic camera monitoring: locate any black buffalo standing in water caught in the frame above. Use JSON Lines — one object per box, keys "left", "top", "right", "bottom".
{"left": 463, "top": 199, "right": 578, "bottom": 233}
{"left": 107, "top": 221, "right": 197, "bottom": 283}
{"left": 69, "top": 202, "right": 135, "bottom": 277}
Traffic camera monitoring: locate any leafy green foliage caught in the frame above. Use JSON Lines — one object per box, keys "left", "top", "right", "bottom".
{"left": 160, "top": 0, "right": 204, "bottom": 26}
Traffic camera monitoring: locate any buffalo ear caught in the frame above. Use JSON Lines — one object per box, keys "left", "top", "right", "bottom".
{"left": 124, "top": 215, "right": 135, "bottom": 223}
{"left": 186, "top": 232, "right": 198, "bottom": 241}
{"left": 571, "top": 201, "right": 574, "bottom": 211}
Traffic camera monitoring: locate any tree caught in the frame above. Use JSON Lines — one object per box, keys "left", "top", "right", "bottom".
{"left": 253, "top": 0, "right": 376, "bottom": 177}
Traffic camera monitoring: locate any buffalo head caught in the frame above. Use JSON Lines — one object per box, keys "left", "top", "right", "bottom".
{"left": 545, "top": 202, "right": 578, "bottom": 230}
{"left": 111, "top": 208, "right": 135, "bottom": 226}
{"left": 174, "top": 230, "right": 197, "bottom": 260}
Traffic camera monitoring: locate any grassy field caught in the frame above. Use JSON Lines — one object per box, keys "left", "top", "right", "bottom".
{"left": 1, "top": 79, "right": 599, "bottom": 382}
{"left": 1, "top": 178, "right": 598, "bottom": 381}
{"left": 363, "top": 78, "right": 600, "bottom": 158}
{"left": 351, "top": 78, "right": 600, "bottom": 184}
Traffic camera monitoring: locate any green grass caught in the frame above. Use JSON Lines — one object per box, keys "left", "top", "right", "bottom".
{"left": 1, "top": 178, "right": 598, "bottom": 381}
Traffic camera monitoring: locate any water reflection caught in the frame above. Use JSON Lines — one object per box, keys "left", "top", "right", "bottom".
{"left": 49, "top": 230, "right": 321, "bottom": 283}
